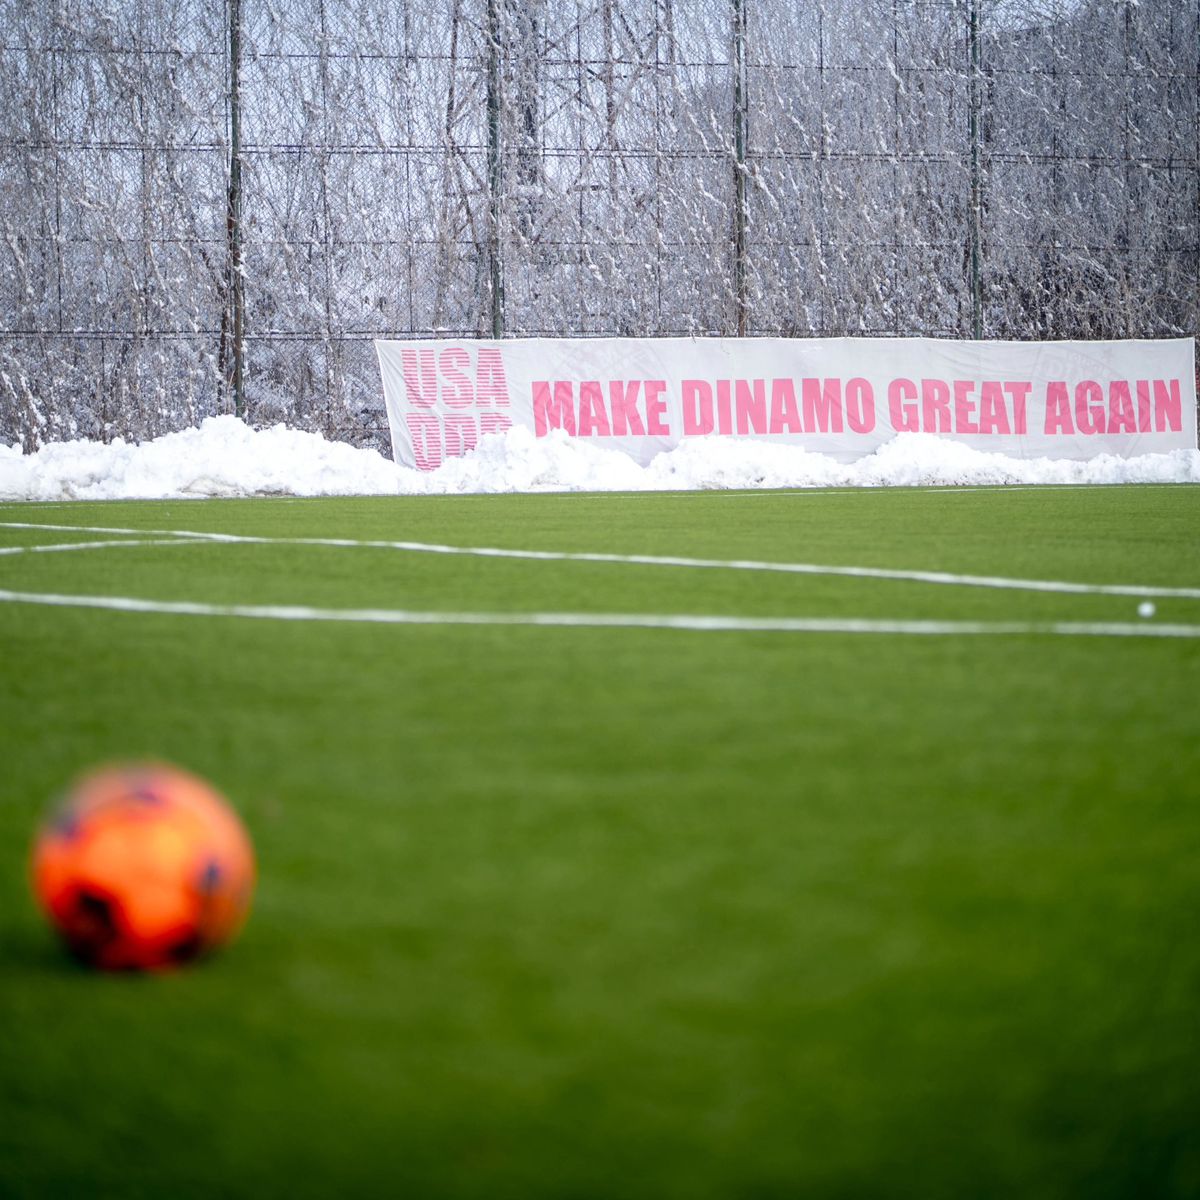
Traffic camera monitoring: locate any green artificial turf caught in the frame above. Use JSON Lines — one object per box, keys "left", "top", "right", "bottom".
{"left": 1, "top": 485, "right": 1198, "bottom": 1199}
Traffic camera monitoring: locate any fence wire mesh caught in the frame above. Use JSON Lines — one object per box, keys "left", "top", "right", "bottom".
{"left": 1, "top": 0, "right": 1197, "bottom": 453}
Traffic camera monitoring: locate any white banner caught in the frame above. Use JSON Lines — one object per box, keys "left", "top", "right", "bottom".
{"left": 375, "top": 336, "right": 1197, "bottom": 472}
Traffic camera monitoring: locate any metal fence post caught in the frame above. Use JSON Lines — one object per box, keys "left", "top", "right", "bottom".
{"left": 225, "top": 0, "right": 246, "bottom": 416}
{"left": 967, "top": 0, "right": 983, "bottom": 340}
{"left": 733, "top": 0, "right": 749, "bottom": 336}
{"left": 487, "top": 0, "right": 505, "bottom": 339}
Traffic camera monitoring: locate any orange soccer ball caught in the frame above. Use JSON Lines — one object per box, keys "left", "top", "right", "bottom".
{"left": 31, "top": 763, "right": 256, "bottom": 970}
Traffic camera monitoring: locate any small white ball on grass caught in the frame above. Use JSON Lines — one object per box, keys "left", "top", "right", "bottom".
{"left": 1137, "top": 601, "right": 1156, "bottom": 619}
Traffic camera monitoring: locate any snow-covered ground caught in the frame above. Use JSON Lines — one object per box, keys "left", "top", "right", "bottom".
{"left": 1, "top": 416, "right": 1198, "bottom": 501}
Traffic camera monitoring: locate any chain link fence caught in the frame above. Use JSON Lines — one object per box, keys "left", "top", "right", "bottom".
{"left": 1, "top": 0, "right": 1197, "bottom": 454}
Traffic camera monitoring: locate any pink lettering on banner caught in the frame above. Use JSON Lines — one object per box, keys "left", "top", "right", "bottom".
{"left": 644, "top": 381, "right": 669, "bottom": 435}
{"left": 893, "top": 377, "right": 1030, "bottom": 435}
{"left": 610, "top": 380, "right": 645, "bottom": 436}
{"left": 400, "top": 344, "right": 510, "bottom": 415}
{"left": 979, "top": 382, "right": 1010, "bottom": 435}
{"left": 770, "top": 379, "right": 802, "bottom": 434}
{"left": 846, "top": 378, "right": 875, "bottom": 434}
{"left": 1075, "top": 380, "right": 1105, "bottom": 435}
{"left": 953, "top": 380, "right": 978, "bottom": 434}
{"left": 803, "top": 378, "right": 843, "bottom": 433}
{"left": 735, "top": 379, "right": 767, "bottom": 435}
{"left": 1045, "top": 382, "right": 1073, "bottom": 434}
{"left": 1005, "top": 382, "right": 1031, "bottom": 434}
{"left": 716, "top": 381, "right": 733, "bottom": 436}
{"left": 476, "top": 349, "right": 511, "bottom": 407}
{"left": 406, "top": 413, "right": 442, "bottom": 470}
{"left": 682, "top": 377, "right": 874, "bottom": 438}
{"left": 529, "top": 378, "right": 665, "bottom": 440}
{"left": 443, "top": 413, "right": 477, "bottom": 457}
{"left": 480, "top": 411, "right": 512, "bottom": 437}
{"left": 921, "top": 379, "right": 951, "bottom": 433}
{"left": 1055, "top": 379, "right": 1180, "bottom": 436}
{"left": 888, "top": 378, "right": 919, "bottom": 432}
{"left": 401, "top": 349, "right": 438, "bottom": 408}
{"left": 391, "top": 345, "right": 519, "bottom": 469}
{"left": 1137, "top": 380, "right": 1152, "bottom": 432}
{"left": 578, "top": 381, "right": 611, "bottom": 437}
{"left": 380, "top": 340, "right": 1194, "bottom": 474}
{"left": 439, "top": 348, "right": 473, "bottom": 408}
{"left": 1107, "top": 380, "right": 1136, "bottom": 433}
{"left": 533, "top": 381, "right": 576, "bottom": 436}
{"left": 683, "top": 380, "right": 713, "bottom": 436}
{"left": 1154, "top": 379, "right": 1182, "bottom": 432}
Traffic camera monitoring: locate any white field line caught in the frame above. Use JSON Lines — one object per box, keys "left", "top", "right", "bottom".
{"left": 1, "top": 585, "right": 1199, "bottom": 638}
{"left": 548, "top": 483, "right": 1200, "bottom": 499}
{"left": 0, "top": 538, "right": 194, "bottom": 557}
{"left": 1, "top": 519, "right": 1198, "bottom": 601}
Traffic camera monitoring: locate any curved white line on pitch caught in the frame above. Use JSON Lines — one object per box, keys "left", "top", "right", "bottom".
{"left": 1, "top": 586, "right": 1198, "bottom": 638}
{"left": 2, "top": 519, "right": 1199, "bottom": 601}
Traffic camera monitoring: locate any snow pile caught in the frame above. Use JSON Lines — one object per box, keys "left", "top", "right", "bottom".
{"left": 1, "top": 416, "right": 1197, "bottom": 501}
{"left": 0, "top": 419, "right": 404, "bottom": 502}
